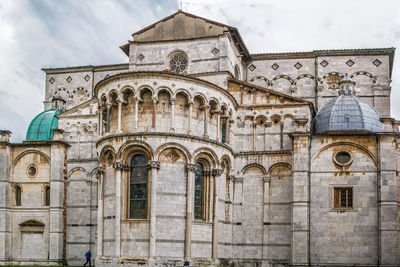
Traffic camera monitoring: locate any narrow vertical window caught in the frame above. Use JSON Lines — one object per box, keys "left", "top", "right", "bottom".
{"left": 194, "top": 162, "right": 204, "bottom": 220}
{"left": 130, "top": 154, "right": 148, "bottom": 219}
{"left": 15, "top": 186, "right": 21, "bottom": 206}
{"left": 221, "top": 122, "right": 227, "bottom": 144}
{"left": 45, "top": 186, "right": 50, "bottom": 206}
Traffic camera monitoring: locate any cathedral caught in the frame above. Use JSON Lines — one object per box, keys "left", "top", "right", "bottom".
{"left": 0, "top": 11, "right": 399, "bottom": 266}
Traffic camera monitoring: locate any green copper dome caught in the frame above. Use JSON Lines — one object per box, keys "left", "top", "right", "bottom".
{"left": 26, "top": 109, "right": 61, "bottom": 141}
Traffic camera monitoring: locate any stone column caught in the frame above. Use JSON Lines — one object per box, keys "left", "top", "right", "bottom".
{"left": 252, "top": 122, "right": 257, "bottom": 151}
{"left": 106, "top": 104, "right": 111, "bottom": 133}
{"left": 116, "top": 101, "right": 122, "bottom": 133}
{"left": 148, "top": 161, "right": 160, "bottom": 260}
{"left": 152, "top": 98, "right": 157, "bottom": 130}
{"left": 188, "top": 102, "right": 193, "bottom": 135}
{"left": 227, "top": 119, "right": 233, "bottom": 144}
{"left": 170, "top": 98, "right": 175, "bottom": 132}
{"left": 203, "top": 105, "right": 210, "bottom": 139}
{"left": 216, "top": 112, "right": 221, "bottom": 142}
{"left": 112, "top": 162, "right": 124, "bottom": 257}
{"left": 291, "top": 133, "right": 310, "bottom": 265}
{"left": 134, "top": 97, "right": 139, "bottom": 130}
{"left": 96, "top": 168, "right": 104, "bottom": 259}
{"left": 377, "top": 133, "right": 399, "bottom": 265}
{"left": 185, "top": 164, "right": 197, "bottom": 259}
{"left": 264, "top": 122, "right": 272, "bottom": 151}
{"left": 99, "top": 108, "right": 103, "bottom": 135}
{"left": 212, "top": 168, "right": 222, "bottom": 260}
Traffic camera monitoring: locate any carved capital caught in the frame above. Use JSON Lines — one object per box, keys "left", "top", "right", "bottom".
{"left": 147, "top": 161, "right": 160, "bottom": 170}
{"left": 233, "top": 177, "right": 244, "bottom": 183}
{"left": 186, "top": 164, "right": 197, "bottom": 173}
{"left": 112, "top": 162, "right": 124, "bottom": 171}
{"left": 95, "top": 167, "right": 105, "bottom": 179}
{"left": 263, "top": 175, "right": 271, "bottom": 183}
{"left": 212, "top": 169, "right": 223, "bottom": 176}
{"left": 227, "top": 175, "right": 235, "bottom": 181}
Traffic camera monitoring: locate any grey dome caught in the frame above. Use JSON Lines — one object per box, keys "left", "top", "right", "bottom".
{"left": 314, "top": 93, "right": 382, "bottom": 134}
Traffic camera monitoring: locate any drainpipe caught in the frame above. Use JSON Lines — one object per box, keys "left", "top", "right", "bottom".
{"left": 376, "top": 135, "right": 381, "bottom": 266}
{"left": 314, "top": 57, "right": 319, "bottom": 111}
{"left": 308, "top": 134, "right": 312, "bottom": 266}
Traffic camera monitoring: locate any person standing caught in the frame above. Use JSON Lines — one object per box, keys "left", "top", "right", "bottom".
{"left": 83, "top": 249, "right": 91, "bottom": 267}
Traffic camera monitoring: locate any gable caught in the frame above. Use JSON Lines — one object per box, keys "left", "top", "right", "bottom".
{"left": 133, "top": 11, "right": 228, "bottom": 42}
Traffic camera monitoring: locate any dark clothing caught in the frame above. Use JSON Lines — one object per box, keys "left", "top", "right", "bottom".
{"left": 84, "top": 251, "right": 91, "bottom": 267}
{"left": 83, "top": 258, "right": 91, "bottom": 267}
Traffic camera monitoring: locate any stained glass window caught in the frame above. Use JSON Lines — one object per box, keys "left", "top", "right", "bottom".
{"left": 194, "top": 162, "right": 204, "bottom": 220}
{"left": 130, "top": 154, "right": 148, "bottom": 219}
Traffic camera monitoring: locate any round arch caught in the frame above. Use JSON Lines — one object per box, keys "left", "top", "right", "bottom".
{"left": 118, "top": 140, "right": 154, "bottom": 164}
{"left": 242, "top": 163, "right": 267, "bottom": 175}
{"left": 155, "top": 142, "right": 191, "bottom": 162}
{"left": 193, "top": 147, "right": 219, "bottom": 167}
{"left": 312, "top": 142, "right": 377, "bottom": 166}
{"left": 13, "top": 150, "right": 50, "bottom": 167}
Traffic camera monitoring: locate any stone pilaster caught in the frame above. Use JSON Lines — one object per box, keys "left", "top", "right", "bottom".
{"left": 291, "top": 133, "right": 310, "bottom": 266}
{"left": 212, "top": 168, "right": 222, "bottom": 260}
{"left": 112, "top": 162, "right": 124, "bottom": 257}
{"left": 185, "top": 164, "right": 197, "bottom": 260}
{"left": 0, "top": 133, "right": 11, "bottom": 261}
{"left": 96, "top": 167, "right": 104, "bottom": 260}
{"left": 377, "top": 133, "right": 399, "bottom": 265}
{"left": 147, "top": 161, "right": 160, "bottom": 261}
{"left": 49, "top": 142, "right": 68, "bottom": 262}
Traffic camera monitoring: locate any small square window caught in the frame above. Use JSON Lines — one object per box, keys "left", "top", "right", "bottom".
{"left": 334, "top": 187, "right": 353, "bottom": 209}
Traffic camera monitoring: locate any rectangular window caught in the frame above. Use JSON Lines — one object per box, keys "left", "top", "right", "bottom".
{"left": 334, "top": 187, "right": 353, "bottom": 208}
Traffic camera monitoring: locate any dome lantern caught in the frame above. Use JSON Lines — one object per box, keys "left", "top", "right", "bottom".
{"left": 314, "top": 75, "right": 382, "bottom": 134}
{"left": 338, "top": 73, "right": 356, "bottom": 95}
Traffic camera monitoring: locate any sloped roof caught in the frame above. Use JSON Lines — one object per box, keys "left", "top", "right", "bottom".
{"left": 228, "top": 78, "right": 312, "bottom": 106}
{"left": 120, "top": 10, "right": 250, "bottom": 60}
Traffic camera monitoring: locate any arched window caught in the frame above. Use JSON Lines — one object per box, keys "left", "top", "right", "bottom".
{"left": 15, "top": 186, "right": 21, "bottom": 206}
{"left": 194, "top": 162, "right": 205, "bottom": 220}
{"left": 234, "top": 65, "right": 240, "bottom": 80}
{"left": 130, "top": 154, "right": 148, "bottom": 219}
{"left": 221, "top": 122, "right": 227, "bottom": 144}
{"left": 45, "top": 186, "right": 50, "bottom": 206}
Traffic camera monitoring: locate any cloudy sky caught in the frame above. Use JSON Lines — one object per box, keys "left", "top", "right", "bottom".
{"left": 0, "top": 0, "right": 399, "bottom": 142}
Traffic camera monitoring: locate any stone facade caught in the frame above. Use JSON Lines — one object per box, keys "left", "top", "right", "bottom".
{"left": 0, "top": 10, "right": 399, "bottom": 267}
